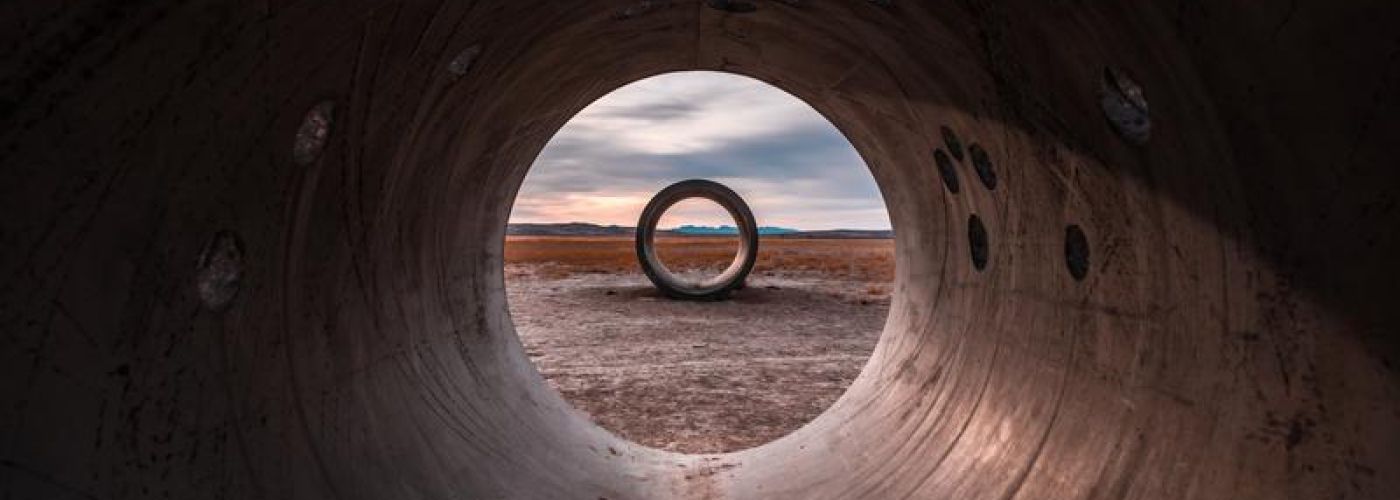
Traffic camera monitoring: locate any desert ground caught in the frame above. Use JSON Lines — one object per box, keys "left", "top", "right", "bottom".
{"left": 504, "top": 235, "right": 894, "bottom": 453}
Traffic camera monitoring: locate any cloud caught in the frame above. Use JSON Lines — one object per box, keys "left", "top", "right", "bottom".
{"left": 511, "top": 71, "right": 890, "bottom": 230}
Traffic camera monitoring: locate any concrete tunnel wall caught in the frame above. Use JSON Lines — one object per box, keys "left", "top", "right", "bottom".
{"left": 2, "top": 1, "right": 1398, "bottom": 498}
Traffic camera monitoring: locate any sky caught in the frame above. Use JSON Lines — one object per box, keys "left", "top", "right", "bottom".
{"left": 509, "top": 71, "right": 890, "bottom": 231}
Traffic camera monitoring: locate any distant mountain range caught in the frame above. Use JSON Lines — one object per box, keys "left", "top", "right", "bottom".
{"left": 508, "top": 222, "right": 633, "bottom": 236}
{"left": 507, "top": 222, "right": 893, "bottom": 239}
{"left": 673, "top": 224, "right": 798, "bottom": 236}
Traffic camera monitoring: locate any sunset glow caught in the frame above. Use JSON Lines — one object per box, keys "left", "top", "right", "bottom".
{"left": 510, "top": 71, "right": 889, "bottom": 231}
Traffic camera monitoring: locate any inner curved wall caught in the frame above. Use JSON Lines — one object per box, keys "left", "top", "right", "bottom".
{"left": 2, "top": 1, "right": 1397, "bottom": 499}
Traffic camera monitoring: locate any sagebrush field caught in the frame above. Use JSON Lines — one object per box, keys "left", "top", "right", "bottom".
{"left": 505, "top": 235, "right": 894, "bottom": 453}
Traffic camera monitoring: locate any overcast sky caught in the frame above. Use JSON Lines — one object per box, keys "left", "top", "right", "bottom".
{"left": 509, "top": 71, "right": 890, "bottom": 230}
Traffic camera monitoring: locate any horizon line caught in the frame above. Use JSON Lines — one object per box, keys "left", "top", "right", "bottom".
{"left": 508, "top": 221, "right": 895, "bottom": 232}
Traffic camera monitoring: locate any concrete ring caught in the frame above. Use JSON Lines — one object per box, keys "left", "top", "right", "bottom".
{"left": 635, "top": 179, "right": 759, "bottom": 300}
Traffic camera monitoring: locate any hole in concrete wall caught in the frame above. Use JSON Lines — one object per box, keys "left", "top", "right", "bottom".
{"left": 1100, "top": 66, "right": 1150, "bottom": 145}
{"left": 505, "top": 71, "right": 891, "bottom": 453}
{"left": 196, "top": 231, "right": 244, "bottom": 311}
{"left": 940, "top": 126, "right": 964, "bottom": 161}
{"left": 968, "top": 143, "right": 998, "bottom": 190}
{"left": 706, "top": 0, "right": 757, "bottom": 13}
{"left": 968, "top": 215, "right": 988, "bottom": 271}
{"left": 292, "top": 101, "right": 334, "bottom": 165}
{"left": 934, "top": 149, "right": 960, "bottom": 194}
{"left": 1065, "top": 224, "right": 1089, "bottom": 280}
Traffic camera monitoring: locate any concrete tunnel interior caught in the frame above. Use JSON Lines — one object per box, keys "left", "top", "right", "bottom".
{"left": 2, "top": 1, "right": 1399, "bottom": 498}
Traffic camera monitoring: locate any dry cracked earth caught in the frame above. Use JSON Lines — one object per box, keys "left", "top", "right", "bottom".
{"left": 506, "top": 265, "right": 889, "bottom": 453}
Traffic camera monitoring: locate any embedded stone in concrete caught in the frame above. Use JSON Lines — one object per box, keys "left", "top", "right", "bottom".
{"left": 1100, "top": 66, "right": 1151, "bottom": 144}
{"left": 195, "top": 231, "right": 244, "bottom": 311}
{"left": 447, "top": 44, "right": 483, "bottom": 79}
{"left": 292, "top": 101, "right": 334, "bottom": 165}
{"left": 617, "top": 0, "right": 678, "bottom": 19}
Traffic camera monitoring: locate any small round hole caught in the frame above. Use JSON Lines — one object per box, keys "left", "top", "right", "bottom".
{"left": 940, "top": 126, "right": 964, "bottom": 161}
{"left": 934, "top": 149, "right": 960, "bottom": 194}
{"left": 706, "top": 0, "right": 757, "bottom": 12}
{"left": 292, "top": 101, "right": 334, "bottom": 165}
{"left": 968, "top": 143, "right": 998, "bottom": 190}
{"left": 1065, "top": 225, "right": 1089, "bottom": 280}
{"left": 968, "top": 215, "right": 988, "bottom": 271}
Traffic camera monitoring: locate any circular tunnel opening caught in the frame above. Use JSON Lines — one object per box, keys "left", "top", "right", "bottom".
{"left": 503, "top": 71, "right": 894, "bottom": 453}
{"left": 645, "top": 193, "right": 751, "bottom": 297}
{"left": 5, "top": 2, "right": 1397, "bottom": 499}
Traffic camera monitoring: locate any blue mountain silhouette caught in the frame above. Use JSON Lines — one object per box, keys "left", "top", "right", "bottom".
{"left": 672, "top": 224, "right": 798, "bottom": 235}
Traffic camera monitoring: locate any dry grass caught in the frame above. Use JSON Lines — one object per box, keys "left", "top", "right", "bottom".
{"left": 505, "top": 235, "right": 895, "bottom": 282}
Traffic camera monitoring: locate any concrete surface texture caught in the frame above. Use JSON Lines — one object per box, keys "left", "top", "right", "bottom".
{"left": 1, "top": 1, "right": 1398, "bottom": 499}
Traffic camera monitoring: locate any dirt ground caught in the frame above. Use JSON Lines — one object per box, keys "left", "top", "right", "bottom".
{"left": 505, "top": 236, "right": 892, "bottom": 453}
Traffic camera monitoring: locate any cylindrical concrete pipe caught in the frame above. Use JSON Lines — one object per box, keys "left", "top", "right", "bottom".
{"left": 2, "top": 1, "right": 1398, "bottom": 498}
